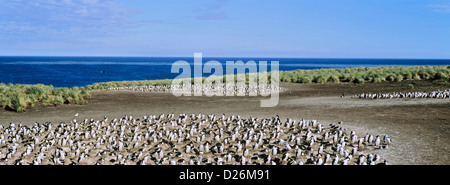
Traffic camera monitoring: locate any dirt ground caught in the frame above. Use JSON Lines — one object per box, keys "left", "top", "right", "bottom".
{"left": 1, "top": 80, "right": 449, "bottom": 164}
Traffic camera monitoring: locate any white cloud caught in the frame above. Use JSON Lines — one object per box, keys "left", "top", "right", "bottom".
{"left": 195, "top": 0, "right": 228, "bottom": 12}
{"left": 81, "top": 0, "right": 98, "bottom": 4}
{"left": 196, "top": 12, "right": 229, "bottom": 20}
{"left": 194, "top": 0, "right": 230, "bottom": 20}
{"left": 427, "top": 3, "right": 450, "bottom": 13}
{"left": 62, "top": 0, "right": 74, "bottom": 5}
{"left": 0, "top": 0, "right": 135, "bottom": 39}
{"left": 74, "top": 8, "right": 89, "bottom": 16}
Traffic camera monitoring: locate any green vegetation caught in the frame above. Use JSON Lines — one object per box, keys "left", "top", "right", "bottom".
{"left": 0, "top": 83, "right": 89, "bottom": 112}
{"left": 278, "top": 66, "right": 450, "bottom": 84}
{"left": 83, "top": 66, "right": 450, "bottom": 91}
{"left": 1, "top": 65, "right": 448, "bottom": 112}
{"left": 85, "top": 79, "right": 174, "bottom": 90}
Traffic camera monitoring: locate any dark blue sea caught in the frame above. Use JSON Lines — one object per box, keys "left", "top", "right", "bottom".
{"left": 0, "top": 56, "right": 448, "bottom": 87}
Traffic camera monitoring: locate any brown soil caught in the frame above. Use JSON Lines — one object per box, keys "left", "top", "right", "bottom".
{"left": 1, "top": 80, "right": 449, "bottom": 164}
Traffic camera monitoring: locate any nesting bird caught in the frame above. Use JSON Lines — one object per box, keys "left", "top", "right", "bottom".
{"left": 108, "top": 84, "right": 283, "bottom": 96}
{"left": 355, "top": 89, "right": 450, "bottom": 99}
{"left": 0, "top": 113, "right": 390, "bottom": 165}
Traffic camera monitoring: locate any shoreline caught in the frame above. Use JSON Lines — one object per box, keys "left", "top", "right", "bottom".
{"left": 1, "top": 65, "right": 449, "bottom": 112}
{"left": 1, "top": 81, "right": 449, "bottom": 164}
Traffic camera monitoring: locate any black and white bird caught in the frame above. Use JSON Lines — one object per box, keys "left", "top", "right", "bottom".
{"left": 0, "top": 113, "right": 390, "bottom": 165}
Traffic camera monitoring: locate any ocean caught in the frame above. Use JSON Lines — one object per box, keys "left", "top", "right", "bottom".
{"left": 0, "top": 56, "right": 449, "bottom": 88}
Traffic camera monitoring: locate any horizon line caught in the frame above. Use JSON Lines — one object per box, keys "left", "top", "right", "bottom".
{"left": 0, "top": 55, "right": 449, "bottom": 60}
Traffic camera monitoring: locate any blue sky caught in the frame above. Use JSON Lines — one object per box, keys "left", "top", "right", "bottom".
{"left": 0, "top": 0, "right": 449, "bottom": 58}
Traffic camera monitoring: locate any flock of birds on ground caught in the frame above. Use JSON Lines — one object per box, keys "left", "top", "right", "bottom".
{"left": 354, "top": 89, "right": 450, "bottom": 99}
{"left": 108, "top": 84, "right": 282, "bottom": 95}
{"left": 0, "top": 113, "right": 391, "bottom": 165}
{"left": 109, "top": 85, "right": 450, "bottom": 99}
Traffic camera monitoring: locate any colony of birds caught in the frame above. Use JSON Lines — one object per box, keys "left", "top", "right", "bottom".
{"left": 0, "top": 113, "right": 391, "bottom": 165}
{"left": 108, "top": 84, "right": 283, "bottom": 95}
{"left": 355, "top": 89, "right": 450, "bottom": 99}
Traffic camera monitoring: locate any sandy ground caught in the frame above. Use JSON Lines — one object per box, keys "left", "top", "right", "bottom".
{"left": 1, "top": 80, "right": 449, "bottom": 164}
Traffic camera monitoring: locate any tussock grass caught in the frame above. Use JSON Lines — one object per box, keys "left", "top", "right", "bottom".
{"left": 84, "top": 66, "right": 449, "bottom": 88}
{"left": 279, "top": 66, "right": 450, "bottom": 84}
{"left": 0, "top": 83, "right": 89, "bottom": 112}
{"left": 85, "top": 79, "right": 174, "bottom": 90}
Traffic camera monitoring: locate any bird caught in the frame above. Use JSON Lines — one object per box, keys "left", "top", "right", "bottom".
{"left": 375, "top": 135, "right": 380, "bottom": 148}
{"left": 0, "top": 113, "right": 390, "bottom": 166}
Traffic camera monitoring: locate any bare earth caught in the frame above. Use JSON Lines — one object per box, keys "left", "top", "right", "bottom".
{"left": 1, "top": 80, "right": 449, "bottom": 164}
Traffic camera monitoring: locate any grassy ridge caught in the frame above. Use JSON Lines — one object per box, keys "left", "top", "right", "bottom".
{"left": 1, "top": 65, "right": 449, "bottom": 112}
{"left": 279, "top": 65, "right": 450, "bottom": 84}
{"left": 85, "top": 73, "right": 274, "bottom": 89}
{"left": 0, "top": 84, "right": 90, "bottom": 112}
{"left": 85, "top": 79, "right": 174, "bottom": 90}
{"left": 88, "top": 66, "right": 450, "bottom": 88}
